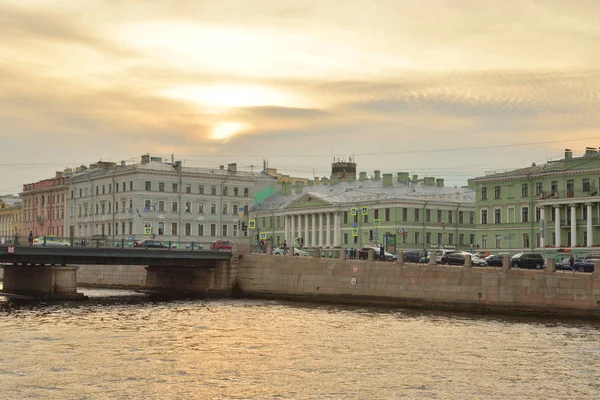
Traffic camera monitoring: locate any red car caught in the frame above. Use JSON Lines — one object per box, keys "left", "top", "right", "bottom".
{"left": 209, "top": 240, "right": 233, "bottom": 250}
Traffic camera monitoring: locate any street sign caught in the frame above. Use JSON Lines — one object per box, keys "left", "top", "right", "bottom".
{"left": 260, "top": 232, "right": 266, "bottom": 239}
{"left": 361, "top": 206, "right": 369, "bottom": 216}
{"left": 144, "top": 227, "right": 152, "bottom": 235}
{"left": 7, "top": 246, "right": 14, "bottom": 254}
{"left": 238, "top": 207, "right": 244, "bottom": 218}
{"left": 249, "top": 219, "right": 256, "bottom": 229}
{"left": 352, "top": 228, "right": 358, "bottom": 237}
{"left": 350, "top": 207, "right": 357, "bottom": 216}
{"left": 374, "top": 218, "right": 380, "bottom": 227}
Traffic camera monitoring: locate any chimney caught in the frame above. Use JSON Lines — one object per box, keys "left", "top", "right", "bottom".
{"left": 347, "top": 174, "right": 356, "bottom": 183}
{"left": 295, "top": 181, "right": 304, "bottom": 194}
{"left": 584, "top": 147, "right": 598, "bottom": 157}
{"left": 424, "top": 177, "right": 435, "bottom": 186}
{"left": 436, "top": 178, "right": 445, "bottom": 187}
{"left": 330, "top": 176, "right": 339, "bottom": 185}
{"left": 323, "top": 177, "right": 330, "bottom": 185}
{"left": 55, "top": 171, "right": 64, "bottom": 179}
{"left": 228, "top": 163, "right": 237, "bottom": 173}
{"left": 564, "top": 149, "right": 573, "bottom": 159}
{"left": 382, "top": 173, "right": 393, "bottom": 186}
{"left": 314, "top": 177, "right": 321, "bottom": 185}
{"left": 141, "top": 154, "right": 150, "bottom": 164}
{"left": 219, "top": 165, "right": 225, "bottom": 170}
{"left": 307, "top": 179, "right": 314, "bottom": 187}
{"left": 412, "top": 174, "right": 418, "bottom": 183}
{"left": 359, "top": 172, "right": 367, "bottom": 181}
{"left": 150, "top": 156, "right": 162, "bottom": 163}
{"left": 373, "top": 170, "right": 381, "bottom": 181}
{"left": 120, "top": 160, "right": 126, "bottom": 167}
{"left": 174, "top": 161, "right": 182, "bottom": 170}
{"left": 397, "top": 172, "right": 409, "bottom": 183}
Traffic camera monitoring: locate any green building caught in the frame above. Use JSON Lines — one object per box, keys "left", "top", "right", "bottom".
{"left": 470, "top": 147, "right": 600, "bottom": 253}
{"left": 253, "top": 170, "right": 476, "bottom": 252}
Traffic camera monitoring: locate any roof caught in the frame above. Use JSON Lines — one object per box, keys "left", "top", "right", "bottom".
{"left": 70, "top": 161, "right": 275, "bottom": 182}
{"left": 255, "top": 179, "right": 475, "bottom": 211}
{"left": 0, "top": 197, "right": 22, "bottom": 208}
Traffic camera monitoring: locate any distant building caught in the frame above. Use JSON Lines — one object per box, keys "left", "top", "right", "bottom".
{"left": 0, "top": 195, "right": 22, "bottom": 243}
{"left": 66, "top": 155, "right": 277, "bottom": 244}
{"left": 20, "top": 170, "right": 71, "bottom": 238}
{"left": 253, "top": 169, "right": 476, "bottom": 250}
{"left": 469, "top": 147, "right": 600, "bottom": 251}
{"left": 330, "top": 158, "right": 357, "bottom": 182}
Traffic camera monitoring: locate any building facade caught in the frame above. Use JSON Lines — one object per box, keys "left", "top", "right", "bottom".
{"left": 66, "top": 155, "right": 277, "bottom": 245}
{"left": 0, "top": 196, "right": 22, "bottom": 243}
{"left": 254, "top": 170, "right": 476, "bottom": 251}
{"left": 470, "top": 147, "right": 600, "bottom": 251}
{"left": 20, "top": 171, "right": 70, "bottom": 238}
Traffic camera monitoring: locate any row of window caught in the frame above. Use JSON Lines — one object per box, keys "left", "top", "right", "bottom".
{"left": 480, "top": 204, "right": 595, "bottom": 224}
{"left": 481, "top": 177, "right": 599, "bottom": 200}
{"left": 72, "top": 182, "right": 251, "bottom": 198}
{"left": 22, "top": 193, "right": 65, "bottom": 208}
{"left": 24, "top": 208, "right": 64, "bottom": 223}
{"left": 77, "top": 221, "right": 245, "bottom": 238}
{"left": 75, "top": 200, "right": 250, "bottom": 217}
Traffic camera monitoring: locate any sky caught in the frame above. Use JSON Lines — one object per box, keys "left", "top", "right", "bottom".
{"left": 1, "top": 0, "right": 600, "bottom": 194}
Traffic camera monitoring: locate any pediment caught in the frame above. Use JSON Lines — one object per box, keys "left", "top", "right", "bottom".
{"left": 285, "top": 193, "right": 333, "bottom": 209}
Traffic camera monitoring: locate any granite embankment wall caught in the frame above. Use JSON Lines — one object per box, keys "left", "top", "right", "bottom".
{"left": 237, "top": 255, "right": 600, "bottom": 318}
{"left": 76, "top": 265, "right": 146, "bottom": 288}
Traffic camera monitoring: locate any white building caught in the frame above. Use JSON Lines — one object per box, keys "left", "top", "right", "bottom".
{"left": 67, "top": 155, "right": 277, "bottom": 245}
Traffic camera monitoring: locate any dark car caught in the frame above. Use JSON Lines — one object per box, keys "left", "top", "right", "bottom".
{"left": 556, "top": 257, "right": 575, "bottom": 271}
{"left": 573, "top": 260, "right": 595, "bottom": 273}
{"left": 511, "top": 253, "right": 545, "bottom": 269}
{"left": 403, "top": 251, "right": 423, "bottom": 263}
{"left": 441, "top": 251, "right": 487, "bottom": 267}
{"left": 209, "top": 240, "right": 233, "bottom": 251}
{"left": 484, "top": 254, "right": 505, "bottom": 267}
{"left": 134, "top": 239, "right": 169, "bottom": 248}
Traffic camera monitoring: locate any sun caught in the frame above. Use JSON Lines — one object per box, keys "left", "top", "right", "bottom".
{"left": 211, "top": 122, "right": 248, "bottom": 141}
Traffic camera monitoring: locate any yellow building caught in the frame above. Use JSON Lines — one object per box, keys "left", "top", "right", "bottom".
{"left": 0, "top": 195, "right": 23, "bottom": 244}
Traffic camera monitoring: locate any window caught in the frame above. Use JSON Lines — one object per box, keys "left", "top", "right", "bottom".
{"left": 211, "top": 203, "right": 216, "bottom": 214}
{"left": 159, "top": 182, "right": 165, "bottom": 192}
{"left": 172, "top": 202, "right": 178, "bottom": 212}
{"left": 185, "top": 202, "right": 192, "bottom": 213}
{"left": 211, "top": 186, "right": 217, "bottom": 195}
{"left": 129, "top": 221, "right": 132, "bottom": 235}
{"left": 566, "top": 180, "right": 574, "bottom": 195}
{"left": 145, "top": 181, "right": 151, "bottom": 191}
{"left": 374, "top": 209, "right": 379, "bottom": 219}
{"left": 198, "top": 203, "right": 204, "bottom": 214}
{"left": 114, "top": 222, "right": 119, "bottom": 235}
{"left": 402, "top": 208, "right": 408, "bottom": 222}
{"left": 115, "top": 184, "right": 119, "bottom": 193}
{"left": 521, "top": 183, "right": 528, "bottom": 197}
{"left": 344, "top": 233, "right": 348, "bottom": 244}
{"left": 495, "top": 235, "right": 501, "bottom": 248}
{"left": 145, "top": 199, "right": 151, "bottom": 209}
{"left": 470, "top": 212, "right": 474, "bottom": 224}
{"left": 343, "top": 211, "right": 348, "bottom": 224}
{"left": 129, "top": 181, "right": 133, "bottom": 191}
{"left": 244, "top": 188, "right": 249, "bottom": 197}
{"left": 481, "top": 187, "right": 487, "bottom": 200}
{"left": 158, "top": 222, "right": 164, "bottom": 235}
{"left": 482, "top": 235, "right": 487, "bottom": 249}
{"left": 234, "top": 187, "right": 239, "bottom": 196}
{"left": 448, "top": 233, "right": 453, "bottom": 245}
{"left": 223, "top": 186, "right": 228, "bottom": 196}
{"left": 185, "top": 223, "right": 191, "bottom": 236}
{"left": 522, "top": 206, "right": 529, "bottom": 223}
{"left": 459, "top": 211, "right": 464, "bottom": 224}
{"left": 198, "top": 224, "right": 204, "bottom": 236}
{"left": 536, "top": 182, "right": 543, "bottom": 196}
{"left": 172, "top": 183, "right": 178, "bottom": 192}
{"left": 426, "top": 232, "right": 431, "bottom": 244}
{"left": 158, "top": 201, "right": 165, "bottom": 212}
{"left": 481, "top": 209, "right": 488, "bottom": 224}
{"left": 223, "top": 203, "right": 228, "bottom": 214}
{"left": 470, "top": 234, "right": 475, "bottom": 245}
{"left": 494, "top": 209, "right": 501, "bottom": 224}
{"left": 448, "top": 211, "right": 453, "bottom": 224}
{"left": 494, "top": 186, "right": 501, "bottom": 199}
{"left": 210, "top": 223, "right": 216, "bottom": 236}
{"left": 535, "top": 207, "right": 541, "bottom": 222}
{"left": 96, "top": 204, "right": 99, "bottom": 215}
{"left": 96, "top": 186, "right": 99, "bottom": 195}
{"left": 583, "top": 178, "right": 590, "bottom": 192}
{"left": 385, "top": 208, "right": 390, "bottom": 222}
{"left": 233, "top": 224, "right": 238, "bottom": 237}
{"left": 523, "top": 234, "right": 529, "bottom": 248}
{"left": 459, "top": 234, "right": 464, "bottom": 245}
{"left": 122, "top": 182, "right": 126, "bottom": 192}
{"left": 108, "top": 184, "right": 112, "bottom": 194}
{"left": 414, "top": 208, "right": 420, "bottom": 222}
{"left": 437, "top": 210, "right": 442, "bottom": 222}
{"left": 199, "top": 185, "right": 204, "bottom": 194}
{"left": 583, "top": 205, "right": 588, "bottom": 220}
{"left": 363, "top": 214, "right": 368, "bottom": 223}
{"left": 186, "top": 184, "right": 191, "bottom": 194}
{"left": 222, "top": 224, "right": 228, "bottom": 236}
{"left": 171, "top": 223, "right": 178, "bottom": 236}
{"left": 437, "top": 232, "right": 442, "bottom": 244}
{"left": 414, "top": 232, "right": 420, "bottom": 244}
{"left": 551, "top": 181, "right": 558, "bottom": 195}
{"left": 426, "top": 209, "right": 431, "bottom": 222}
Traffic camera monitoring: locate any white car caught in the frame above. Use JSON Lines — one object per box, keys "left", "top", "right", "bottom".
{"left": 272, "top": 247, "right": 308, "bottom": 256}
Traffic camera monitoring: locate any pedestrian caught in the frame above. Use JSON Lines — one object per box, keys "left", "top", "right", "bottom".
{"left": 569, "top": 254, "right": 574, "bottom": 270}
{"left": 380, "top": 244, "right": 385, "bottom": 260}
{"left": 28, "top": 231, "right": 33, "bottom": 246}
{"left": 283, "top": 239, "right": 288, "bottom": 255}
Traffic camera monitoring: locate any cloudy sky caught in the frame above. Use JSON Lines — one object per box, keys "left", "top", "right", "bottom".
{"left": 1, "top": 0, "right": 600, "bottom": 194}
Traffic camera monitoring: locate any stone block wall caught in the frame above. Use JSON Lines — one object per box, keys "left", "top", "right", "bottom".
{"left": 238, "top": 255, "right": 600, "bottom": 317}
{"left": 76, "top": 265, "right": 147, "bottom": 287}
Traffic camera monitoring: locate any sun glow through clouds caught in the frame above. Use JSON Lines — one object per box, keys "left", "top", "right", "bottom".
{"left": 211, "top": 122, "right": 248, "bottom": 141}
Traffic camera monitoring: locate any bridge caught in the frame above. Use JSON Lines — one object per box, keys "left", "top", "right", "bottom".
{"left": 0, "top": 245, "right": 236, "bottom": 300}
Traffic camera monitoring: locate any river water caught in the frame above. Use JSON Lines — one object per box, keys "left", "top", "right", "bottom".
{"left": 0, "top": 288, "right": 599, "bottom": 399}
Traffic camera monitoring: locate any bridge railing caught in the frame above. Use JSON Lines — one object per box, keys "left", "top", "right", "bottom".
{"left": 0, "top": 235, "right": 240, "bottom": 252}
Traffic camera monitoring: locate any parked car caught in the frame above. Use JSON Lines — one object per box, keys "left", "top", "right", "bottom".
{"left": 484, "top": 254, "right": 505, "bottom": 267}
{"left": 584, "top": 253, "right": 600, "bottom": 261}
{"left": 573, "top": 260, "right": 595, "bottom": 273}
{"left": 32, "top": 236, "right": 71, "bottom": 246}
{"left": 209, "top": 240, "right": 233, "bottom": 251}
{"left": 556, "top": 257, "right": 575, "bottom": 271}
{"left": 134, "top": 239, "right": 169, "bottom": 248}
{"left": 403, "top": 251, "right": 423, "bottom": 263}
{"left": 358, "top": 247, "right": 396, "bottom": 261}
{"left": 434, "top": 249, "right": 457, "bottom": 264}
{"left": 441, "top": 252, "right": 488, "bottom": 267}
{"left": 511, "top": 253, "right": 545, "bottom": 269}
{"left": 272, "top": 247, "right": 308, "bottom": 256}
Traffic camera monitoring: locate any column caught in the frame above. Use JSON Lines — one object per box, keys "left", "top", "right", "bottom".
{"left": 570, "top": 204, "right": 577, "bottom": 247}
{"left": 290, "top": 214, "right": 295, "bottom": 245}
{"left": 326, "top": 212, "right": 331, "bottom": 247}
{"left": 319, "top": 213, "right": 324, "bottom": 247}
{"left": 333, "top": 212, "right": 340, "bottom": 247}
{"left": 304, "top": 213, "right": 309, "bottom": 247}
{"left": 554, "top": 205, "right": 561, "bottom": 247}
{"left": 539, "top": 206, "right": 546, "bottom": 248}
{"left": 311, "top": 213, "right": 317, "bottom": 248}
{"left": 284, "top": 215, "right": 289, "bottom": 244}
{"left": 587, "top": 203, "right": 593, "bottom": 247}
{"left": 297, "top": 215, "right": 302, "bottom": 244}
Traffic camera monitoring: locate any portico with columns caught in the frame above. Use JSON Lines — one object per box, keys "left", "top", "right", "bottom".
{"left": 282, "top": 210, "right": 342, "bottom": 248}
{"left": 538, "top": 200, "right": 599, "bottom": 248}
